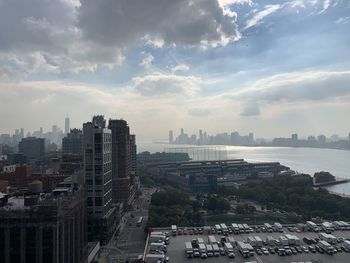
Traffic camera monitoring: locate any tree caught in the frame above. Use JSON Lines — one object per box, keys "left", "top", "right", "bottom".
{"left": 314, "top": 171, "right": 335, "bottom": 184}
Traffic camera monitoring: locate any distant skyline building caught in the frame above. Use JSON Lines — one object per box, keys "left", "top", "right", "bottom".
{"left": 168, "top": 130, "right": 174, "bottom": 144}
{"left": 65, "top": 116, "right": 70, "bottom": 134}
{"left": 18, "top": 137, "right": 45, "bottom": 160}
{"left": 62, "top": 128, "right": 83, "bottom": 155}
{"left": 83, "top": 116, "right": 116, "bottom": 244}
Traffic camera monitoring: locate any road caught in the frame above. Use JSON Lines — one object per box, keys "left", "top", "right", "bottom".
{"left": 99, "top": 187, "right": 156, "bottom": 263}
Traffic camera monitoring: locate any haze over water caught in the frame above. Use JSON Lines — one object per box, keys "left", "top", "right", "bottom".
{"left": 139, "top": 143, "right": 350, "bottom": 195}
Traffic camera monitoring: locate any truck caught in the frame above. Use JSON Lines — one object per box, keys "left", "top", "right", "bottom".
{"left": 171, "top": 225, "right": 177, "bottom": 236}
{"left": 321, "top": 222, "right": 334, "bottom": 233}
{"left": 231, "top": 223, "right": 239, "bottom": 234}
{"left": 198, "top": 243, "right": 207, "bottom": 258}
{"left": 238, "top": 224, "right": 245, "bottom": 233}
{"left": 306, "top": 221, "right": 320, "bottom": 232}
{"left": 243, "top": 224, "right": 252, "bottom": 233}
{"left": 206, "top": 244, "right": 214, "bottom": 257}
{"left": 185, "top": 242, "right": 193, "bottom": 258}
{"left": 319, "top": 240, "right": 334, "bottom": 255}
{"left": 263, "top": 223, "right": 273, "bottom": 232}
{"left": 285, "top": 234, "right": 300, "bottom": 246}
{"left": 144, "top": 254, "right": 165, "bottom": 263}
{"left": 227, "top": 237, "right": 236, "bottom": 247}
{"left": 274, "top": 222, "right": 283, "bottom": 232}
{"left": 254, "top": 236, "right": 263, "bottom": 247}
{"left": 215, "top": 224, "right": 222, "bottom": 234}
{"left": 197, "top": 237, "right": 204, "bottom": 244}
{"left": 266, "top": 236, "right": 276, "bottom": 246}
{"left": 150, "top": 242, "right": 166, "bottom": 252}
{"left": 248, "top": 237, "right": 256, "bottom": 247}
{"left": 208, "top": 235, "right": 218, "bottom": 245}
{"left": 237, "top": 241, "right": 251, "bottom": 258}
{"left": 212, "top": 244, "right": 220, "bottom": 256}
{"left": 279, "top": 235, "right": 289, "bottom": 246}
{"left": 224, "top": 242, "right": 235, "bottom": 258}
{"left": 319, "top": 233, "right": 337, "bottom": 244}
{"left": 220, "top": 223, "right": 228, "bottom": 235}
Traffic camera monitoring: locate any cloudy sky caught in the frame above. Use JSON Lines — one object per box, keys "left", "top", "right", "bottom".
{"left": 0, "top": 0, "right": 349, "bottom": 142}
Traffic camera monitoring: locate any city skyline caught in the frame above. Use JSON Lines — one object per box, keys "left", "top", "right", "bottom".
{"left": 0, "top": 0, "right": 349, "bottom": 141}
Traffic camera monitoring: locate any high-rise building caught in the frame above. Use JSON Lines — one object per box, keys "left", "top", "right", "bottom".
{"left": 62, "top": 129, "right": 83, "bottom": 155}
{"left": 168, "top": 130, "right": 173, "bottom": 144}
{"left": 65, "top": 116, "right": 70, "bottom": 134}
{"left": 291, "top": 133, "right": 298, "bottom": 141}
{"left": 199, "top": 129, "right": 203, "bottom": 144}
{"left": 20, "top": 128, "right": 24, "bottom": 140}
{"left": 108, "top": 119, "right": 132, "bottom": 204}
{"left": 180, "top": 128, "right": 184, "bottom": 135}
{"left": 18, "top": 137, "right": 45, "bottom": 160}
{"left": 130, "top": 134, "right": 137, "bottom": 177}
{"left": 0, "top": 183, "right": 88, "bottom": 263}
{"left": 83, "top": 116, "right": 116, "bottom": 244}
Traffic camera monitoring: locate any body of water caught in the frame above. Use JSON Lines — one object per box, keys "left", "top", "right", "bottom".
{"left": 138, "top": 143, "right": 350, "bottom": 195}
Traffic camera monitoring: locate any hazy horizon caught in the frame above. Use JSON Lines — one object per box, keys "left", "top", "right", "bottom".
{"left": 1, "top": 0, "right": 349, "bottom": 142}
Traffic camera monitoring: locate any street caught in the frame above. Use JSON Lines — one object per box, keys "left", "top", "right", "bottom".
{"left": 99, "top": 187, "right": 156, "bottom": 263}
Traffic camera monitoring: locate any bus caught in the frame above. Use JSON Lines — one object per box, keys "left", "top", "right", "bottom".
{"left": 137, "top": 217, "right": 143, "bottom": 227}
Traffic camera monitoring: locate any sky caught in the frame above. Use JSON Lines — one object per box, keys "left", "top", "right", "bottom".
{"left": 0, "top": 0, "right": 349, "bottom": 142}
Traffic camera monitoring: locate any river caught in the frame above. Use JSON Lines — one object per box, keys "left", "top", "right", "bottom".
{"left": 138, "top": 143, "right": 350, "bottom": 195}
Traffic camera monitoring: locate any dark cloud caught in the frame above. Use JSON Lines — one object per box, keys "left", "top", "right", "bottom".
{"left": 78, "top": 0, "right": 239, "bottom": 48}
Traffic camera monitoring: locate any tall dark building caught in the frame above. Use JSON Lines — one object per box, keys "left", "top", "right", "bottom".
{"left": 130, "top": 134, "right": 137, "bottom": 177}
{"left": 108, "top": 119, "right": 133, "bottom": 204}
{"left": 62, "top": 129, "right": 83, "bottom": 155}
{"left": 18, "top": 137, "right": 45, "bottom": 160}
{"left": 83, "top": 116, "right": 116, "bottom": 244}
{"left": 0, "top": 185, "right": 87, "bottom": 263}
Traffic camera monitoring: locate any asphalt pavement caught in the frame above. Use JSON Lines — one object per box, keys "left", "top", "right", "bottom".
{"left": 99, "top": 187, "right": 156, "bottom": 263}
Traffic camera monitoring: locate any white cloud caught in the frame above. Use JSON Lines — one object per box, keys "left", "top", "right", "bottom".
{"left": 218, "top": 0, "right": 254, "bottom": 6}
{"left": 133, "top": 73, "right": 201, "bottom": 97}
{"left": 139, "top": 52, "right": 154, "bottom": 69}
{"left": 171, "top": 64, "right": 190, "bottom": 73}
{"left": 244, "top": 4, "right": 281, "bottom": 30}
{"left": 335, "top": 17, "right": 350, "bottom": 24}
{"left": 232, "top": 70, "right": 350, "bottom": 104}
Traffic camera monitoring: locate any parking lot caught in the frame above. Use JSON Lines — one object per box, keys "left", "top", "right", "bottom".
{"left": 146, "top": 225, "right": 350, "bottom": 263}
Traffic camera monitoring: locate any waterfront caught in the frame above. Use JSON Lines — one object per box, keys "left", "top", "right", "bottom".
{"left": 138, "top": 143, "right": 350, "bottom": 195}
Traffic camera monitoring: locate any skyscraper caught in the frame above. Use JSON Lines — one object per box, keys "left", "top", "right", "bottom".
{"left": 83, "top": 116, "right": 116, "bottom": 244}
{"left": 108, "top": 119, "right": 133, "bottom": 204}
{"left": 169, "top": 130, "right": 174, "bottom": 144}
{"left": 65, "top": 116, "right": 70, "bottom": 134}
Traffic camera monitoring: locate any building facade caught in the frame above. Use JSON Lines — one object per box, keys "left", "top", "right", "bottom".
{"left": 0, "top": 187, "right": 87, "bottom": 263}
{"left": 108, "top": 119, "right": 133, "bottom": 204}
{"left": 83, "top": 116, "right": 116, "bottom": 244}
{"left": 62, "top": 128, "right": 83, "bottom": 155}
{"left": 18, "top": 137, "right": 45, "bottom": 160}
